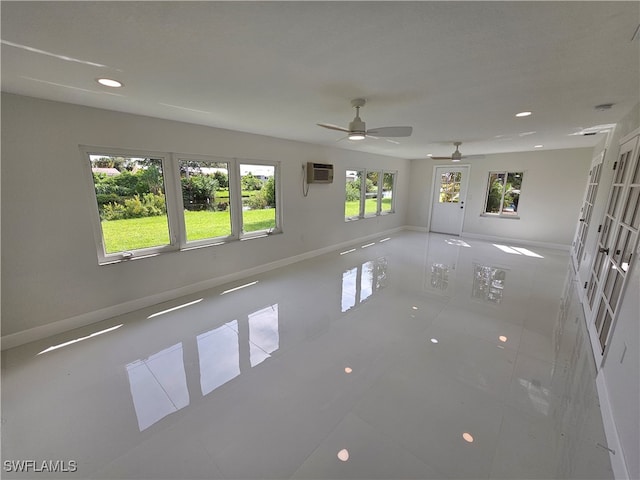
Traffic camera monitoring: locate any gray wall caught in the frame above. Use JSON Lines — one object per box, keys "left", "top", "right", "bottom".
{"left": 408, "top": 148, "right": 592, "bottom": 247}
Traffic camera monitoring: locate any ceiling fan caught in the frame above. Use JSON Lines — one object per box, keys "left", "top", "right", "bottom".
{"left": 430, "top": 142, "right": 466, "bottom": 162}
{"left": 317, "top": 98, "right": 412, "bottom": 142}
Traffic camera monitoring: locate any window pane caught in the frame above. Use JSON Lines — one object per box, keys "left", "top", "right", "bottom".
{"left": 364, "top": 171, "right": 378, "bottom": 216}
{"left": 503, "top": 172, "right": 522, "bottom": 215}
{"left": 240, "top": 163, "right": 276, "bottom": 233}
{"left": 90, "top": 155, "right": 170, "bottom": 253}
{"left": 345, "top": 169, "right": 362, "bottom": 219}
{"left": 485, "top": 173, "right": 505, "bottom": 213}
{"left": 439, "top": 171, "right": 461, "bottom": 203}
{"left": 381, "top": 172, "right": 394, "bottom": 213}
{"left": 179, "top": 160, "right": 231, "bottom": 242}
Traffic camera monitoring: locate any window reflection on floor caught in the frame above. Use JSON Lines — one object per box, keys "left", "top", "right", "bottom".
{"left": 198, "top": 321, "right": 241, "bottom": 396}
{"left": 341, "top": 258, "right": 387, "bottom": 313}
{"left": 127, "top": 304, "right": 279, "bottom": 431}
{"left": 126, "top": 343, "right": 189, "bottom": 431}
{"left": 472, "top": 264, "right": 507, "bottom": 304}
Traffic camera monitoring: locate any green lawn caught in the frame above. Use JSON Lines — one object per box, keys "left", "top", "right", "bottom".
{"left": 344, "top": 198, "right": 392, "bottom": 218}
{"left": 102, "top": 208, "right": 276, "bottom": 253}
{"left": 102, "top": 198, "right": 391, "bottom": 253}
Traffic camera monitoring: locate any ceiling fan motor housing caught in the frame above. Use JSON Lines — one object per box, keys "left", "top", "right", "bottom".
{"left": 349, "top": 117, "right": 366, "bottom": 136}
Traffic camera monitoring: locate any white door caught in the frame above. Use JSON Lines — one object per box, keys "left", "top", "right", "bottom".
{"left": 430, "top": 166, "right": 470, "bottom": 235}
{"left": 585, "top": 133, "right": 640, "bottom": 361}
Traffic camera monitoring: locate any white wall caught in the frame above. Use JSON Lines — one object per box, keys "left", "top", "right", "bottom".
{"left": 408, "top": 148, "right": 593, "bottom": 247}
{"left": 1, "top": 93, "right": 410, "bottom": 342}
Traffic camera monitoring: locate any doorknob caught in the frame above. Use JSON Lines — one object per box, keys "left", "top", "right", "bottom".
{"left": 579, "top": 218, "right": 585, "bottom": 222}
{"left": 599, "top": 247, "right": 609, "bottom": 254}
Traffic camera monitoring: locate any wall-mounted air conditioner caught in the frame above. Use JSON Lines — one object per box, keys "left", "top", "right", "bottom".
{"left": 307, "top": 162, "right": 334, "bottom": 184}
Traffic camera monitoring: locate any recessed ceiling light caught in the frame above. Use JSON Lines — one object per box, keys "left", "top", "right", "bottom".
{"left": 515, "top": 111, "right": 532, "bottom": 117}
{"left": 337, "top": 449, "right": 350, "bottom": 461}
{"left": 96, "top": 78, "right": 123, "bottom": 88}
{"left": 534, "top": 145, "right": 543, "bottom": 148}
{"left": 463, "top": 432, "right": 474, "bottom": 443}
{"left": 427, "top": 153, "right": 433, "bottom": 158}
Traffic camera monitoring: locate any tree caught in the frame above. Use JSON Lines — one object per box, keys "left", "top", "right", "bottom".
{"left": 241, "top": 173, "right": 263, "bottom": 191}
{"left": 263, "top": 176, "right": 276, "bottom": 207}
{"left": 181, "top": 175, "right": 219, "bottom": 210}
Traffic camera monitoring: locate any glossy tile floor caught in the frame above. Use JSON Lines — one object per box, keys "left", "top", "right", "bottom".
{"left": 2, "top": 231, "right": 614, "bottom": 479}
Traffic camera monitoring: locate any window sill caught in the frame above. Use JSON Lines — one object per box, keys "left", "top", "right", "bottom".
{"left": 480, "top": 213, "right": 520, "bottom": 219}
{"left": 99, "top": 230, "right": 280, "bottom": 265}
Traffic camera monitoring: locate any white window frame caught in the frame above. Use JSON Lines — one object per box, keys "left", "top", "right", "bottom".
{"left": 173, "top": 153, "right": 238, "bottom": 249}
{"left": 81, "top": 146, "right": 281, "bottom": 264}
{"left": 81, "top": 146, "right": 181, "bottom": 264}
{"left": 236, "top": 159, "right": 282, "bottom": 239}
{"left": 381, "top": 171, "right": 397, "bottom": 215}
{"left": 482, "top": 170, "right": 524, "bottom": 218}
{"left": 345, "top": 168, "right": 397, "bottom": 221}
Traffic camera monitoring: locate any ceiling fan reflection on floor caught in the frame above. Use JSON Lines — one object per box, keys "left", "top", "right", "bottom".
{"left": 317, "top": 98, "right": 413, "bottom": 143}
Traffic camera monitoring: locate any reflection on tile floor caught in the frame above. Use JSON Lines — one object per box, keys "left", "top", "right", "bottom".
{"left": 1, "top": 231, "right": 614, "bottom": 479}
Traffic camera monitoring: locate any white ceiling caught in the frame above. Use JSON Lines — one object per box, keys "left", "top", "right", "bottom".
{"left": 2, "top": 1, "right": 639, "bottom": 159}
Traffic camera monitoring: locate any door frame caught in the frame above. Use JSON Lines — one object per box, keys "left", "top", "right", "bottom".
{"left": 428, "top": 164, "right": 471, "bottom": 236}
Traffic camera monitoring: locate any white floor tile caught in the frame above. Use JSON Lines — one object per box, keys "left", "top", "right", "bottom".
{"left": 1, "top": 232, "right": 613, "bottom": 479}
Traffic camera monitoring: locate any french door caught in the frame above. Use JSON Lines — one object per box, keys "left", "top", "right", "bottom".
{"left": 585, "top": 132, "right": 640, "bottom": 360}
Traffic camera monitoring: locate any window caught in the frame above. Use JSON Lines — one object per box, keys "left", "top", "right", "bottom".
{"left": 484, "top": 171, "right": 523, "bottom": 216}
{"left": 178, "top": 158, "right": 233, "bottom": 244}
{"left": 381, "top": 172, "right": 395, "bottom": 214}
{"left": 86, "top": 151, "right": 177, "bottom": 263}
{"left": 345, "top": 168, "right": 396, "bottom": 221}
{"left": 82, "top": 146, "right": 280, "bottom": 264}
{"left": 240, "top": 163, "right": 277, "bottom": 235}
{"left": 345, "top": 169, "right": 364, "bottom": 220}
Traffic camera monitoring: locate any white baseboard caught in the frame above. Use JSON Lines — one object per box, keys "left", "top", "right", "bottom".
{"left": 404, "top": 225, "right": 428, "bottom": 232}
{"left": 596, "top": 372, "right": 630, "bottom": 480}
{"left": 1, "top": 227, "right": 405, "bottom": 350}
{"left": 461, "top": 232, "right": 571, "bottom": 251}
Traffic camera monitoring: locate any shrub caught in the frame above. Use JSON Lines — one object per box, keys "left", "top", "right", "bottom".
{"left": 101, "top": 193, "right": 167, "bottom": 220}
{"left": 245, "top": 192, "right": 268, "bottom": 210}
{"left": 182, "top": 175, "right": 218, "bottom": 210}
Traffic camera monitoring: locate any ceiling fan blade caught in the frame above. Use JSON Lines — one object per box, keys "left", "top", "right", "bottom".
{"left": 317, "top": 123, "right": 349, "bottom": 133}
{"left": 366, "top": 126, "right": 413, "bottom": 137}
{"left": 430, "top": 156, "right": 452, "bottom": 160}
{"left": 366, "top": 135, "right": 401, "bottom": 145}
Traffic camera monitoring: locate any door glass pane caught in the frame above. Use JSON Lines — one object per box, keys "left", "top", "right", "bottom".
{"left": 90, "top": 155, "right": 170, "bottom": 254}
{"left": 180, "top": 160, "right": 231, "bottom": 242}
{"left": 439, "top": 171, "right": 461, "bottom": 203}
{"left": 240, "top": 164, "right": 276, "bottom": 233}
